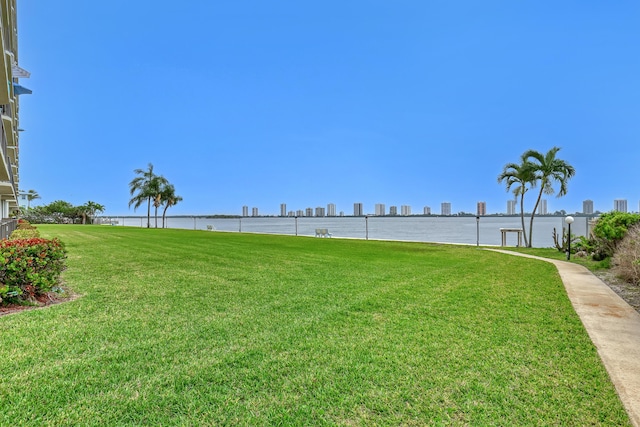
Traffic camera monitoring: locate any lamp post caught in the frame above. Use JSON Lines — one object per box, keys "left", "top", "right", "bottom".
{"left": 565, "top": 215, "right": 574, "bottom": 260}
{"left": 239, "top": 218, "right": 242, "bottom": 233}
{"left": 295, "top": 216, "right": 298, "bottom": 236}
{"left": 476, "top": 215, "right": 480, "bottom": 247}
{"left": 365, "top": 215, "right": 369, "bottom": 240}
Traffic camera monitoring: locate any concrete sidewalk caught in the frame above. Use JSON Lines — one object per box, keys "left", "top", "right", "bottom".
{"left": 489, "top": 249, "right": 640, "bottom": 427}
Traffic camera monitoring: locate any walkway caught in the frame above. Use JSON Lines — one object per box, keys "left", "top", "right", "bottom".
{"left": 489, "top": 249, "right": 640, "bottom": 427}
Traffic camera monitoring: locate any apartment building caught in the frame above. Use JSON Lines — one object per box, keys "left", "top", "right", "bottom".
{"left": 477, "top": 201, "right": 486, "bottom": 216}
{"left": 1, "top": 1, "right": 28, "bottom": 218}
{"left": 614, "top": 199, "right": 628, "bottom": 213}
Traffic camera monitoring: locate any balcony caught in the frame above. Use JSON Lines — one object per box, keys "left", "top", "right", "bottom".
{"left": 1, "top": 103, "right": 13, "bottom": 147}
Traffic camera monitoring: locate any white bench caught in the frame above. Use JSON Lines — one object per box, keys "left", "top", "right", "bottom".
{"left": 315, "top": 228, "right": 332, "bottom": 238}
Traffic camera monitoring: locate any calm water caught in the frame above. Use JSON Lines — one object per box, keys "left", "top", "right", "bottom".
{"left": 107, "top": 215, "right": 593, "bottom": 248}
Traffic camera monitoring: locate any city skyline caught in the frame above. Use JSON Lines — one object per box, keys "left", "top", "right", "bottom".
{"left": 242, "top": 197, "right": 639, "bottom": 218}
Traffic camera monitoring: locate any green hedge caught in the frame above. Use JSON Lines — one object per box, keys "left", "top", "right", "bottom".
{"left": 0, "top": 238, "right": 67, "bottom": 305}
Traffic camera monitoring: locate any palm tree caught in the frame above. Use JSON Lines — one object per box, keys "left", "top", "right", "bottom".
{"left": 523, "top": 147, "right": 576, "bottom": 247}
{"left": 497, "top": 158, "right": 537, "bottom": 247}
{"left": 159, "top": 184, "right": 183, "bottom": 228}
{"left": 83, "top": 201, "right": 105, "bottom": 224}
{"left": 128, "top": 164, "right": 167, "bottom": 228}
{"left": 26, "top": 189, "right": 40, "bottom": 209}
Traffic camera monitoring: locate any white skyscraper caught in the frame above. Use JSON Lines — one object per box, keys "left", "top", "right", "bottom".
{"left": 507, "top": 200, "right": 516, "bottom": 215}
{"left": 242, "top": 206, "right": 249, "bottom": 217}
{"left": 353, "top": 202, "right": 363, "bottom": 216}
{"left": 251, "top": 207, "right": 259, "bottom": 217}
{"left": 327, "top": 203, "right": 336, "bottom": 217}
{"left": 423, "top": 206, "right": 431, "bottom": 215}
{"left": 583, "top": 199, "right": 594, "bottom": 214}
{"left": 401, "top": 205, "right": 411, "bottom": 216}
{"left": 441, "top": 202, "right": 451, "bottom": 216}
{"left": 280, "top": 203, "right": 287, "bottom": 217}
{"left": 614, "top": 199, "right": 628, "bottom": 213}
{"left": 375, "top": 203, "right": 386, "bottom": 216}
{"left": 538, "top": 199, "right": 547, "bottom": 215}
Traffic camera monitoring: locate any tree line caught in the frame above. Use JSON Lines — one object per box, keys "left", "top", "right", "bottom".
{"left": 20, "top": 197, "right": 105, "bottom": 224}
{"left": 128, "top": 163, "right": 182, "bottom": 228}
{"left": 498, "top": 146, "right": 575, "bottom": 247}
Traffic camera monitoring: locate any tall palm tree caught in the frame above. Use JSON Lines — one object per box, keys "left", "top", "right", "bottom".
{"left": 128, "top": 164, "right": 167, "bottom": 228}
{"left": 26, "top": 189, "right": 40, "bottom": 209}
{"left": 497, "top": 158, "right": 537, "bottom": 247}
{"left": 523, "top": 147, "right": 576, "bottom": 247}
{"left": 159, "top": 184, "right": 182, "bottom": 228}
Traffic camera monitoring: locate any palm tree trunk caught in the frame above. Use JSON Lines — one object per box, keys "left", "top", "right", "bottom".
{"left": 528, "top": 189, "right": 544, "bottom": 248}
{"left": 146, "top": 197, "right": 151, "bottom": 228}
{"left": 519, "top": 194, "right": 529, "bottom": 247}
{"left": 162, "top": 206, "right": 169, "bottom": 228}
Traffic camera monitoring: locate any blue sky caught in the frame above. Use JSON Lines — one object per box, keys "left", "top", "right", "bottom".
{"left": 16, "top": 1, "right": 640, "bottom": 216}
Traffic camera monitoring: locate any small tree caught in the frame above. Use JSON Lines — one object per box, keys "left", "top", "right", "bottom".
{"left": 78, "top": 201, "right": 106, "bottom": 224}
{"left": 26, "top": 189, "right": 41, "bottom": 209}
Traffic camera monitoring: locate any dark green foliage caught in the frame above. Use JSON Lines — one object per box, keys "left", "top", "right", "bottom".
{"left": 0, "top": 238, "right": 67, "bottom": 304}
{"left": 590, "top": 211, "right": 640, "bottom": 259}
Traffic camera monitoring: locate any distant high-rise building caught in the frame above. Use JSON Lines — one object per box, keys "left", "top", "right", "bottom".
{"left": 401, "top": 205, "right": 411, "bottom": 216}
{"left": 375, "top": 203, "right": 386, "bottom": 216}
{"left": 296, "top": 209, "right": 304, "bottom": 217}
{"left": 477, "top": 201, "right": 486, "bottom": 216}
{"left": 305, "top": 207, "right": 313, "bottom": 217}
{"left": 389, "top": 206, "right": 398, "bottom": 216}
{"left": 353, "top": 202, "right": 363, "bottom": 216}
{"left": 538, "top": 199, "right": 547, "bottom": 215}
{"left": 507, "top": 200, "right": 516, "bottom": 215}
{"left": 242, "top": 206, "right": 249, "bottom": 217}
{"left": 583, "top": 199, "right": 594, "bottom": 215}
{"left": 614, "top": 199, "right": 628, "bottom": 213}
{"left": 423, "top": 206, "right": 431, "bottom": 215}
{"left": 327, "top": 203, "right": 336, "bottom": 217}
{"left": 280, "top": 203, "right": 287, "bottom": 217}
{"left": 287, "top": 211, "right": 295, "bottom": 217}
{"left": 441, "top": 202, "right": 451, "bottom": 216}
{"left": 252, "top": 207, "right": 259, "bottom": 217}
{"left": 315, "top": 207, "right": 325, "bottom": 217}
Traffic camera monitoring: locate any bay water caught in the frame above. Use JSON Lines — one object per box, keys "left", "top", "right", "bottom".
{"left": 108, "top": 215, "right": 593, "bottom": 248}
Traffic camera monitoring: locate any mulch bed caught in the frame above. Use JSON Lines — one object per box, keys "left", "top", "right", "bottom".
{"left": 0, "top": 290, "right": 78, "bottom": 317}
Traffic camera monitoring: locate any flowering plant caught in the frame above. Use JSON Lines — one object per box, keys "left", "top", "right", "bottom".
{"left": 0, "top": 238, "right": 67, "bottom": 304}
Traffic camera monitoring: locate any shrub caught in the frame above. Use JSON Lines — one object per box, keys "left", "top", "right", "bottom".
{"left": 0, "top": 238, "right": 67, "bottom": 305}
{"left": 16, "top": 219, "right": 37, "bottom": 230}
{"left": 9, "top": 228, "right": 41, "bottom": 240}
{"left": 612, "top": 223, "right": 640, "bottom": 285}
{"left": 590, "top": 211, "right": 640, "bottom": 259}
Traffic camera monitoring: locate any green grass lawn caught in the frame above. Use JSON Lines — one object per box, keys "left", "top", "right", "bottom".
{"left": 0, "top": 225, "right": 630, "bottom": 426}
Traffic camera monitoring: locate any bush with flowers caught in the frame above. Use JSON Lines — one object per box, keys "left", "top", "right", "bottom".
{"left": 0, "top": 238, "right": 67, "bottom": 305}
